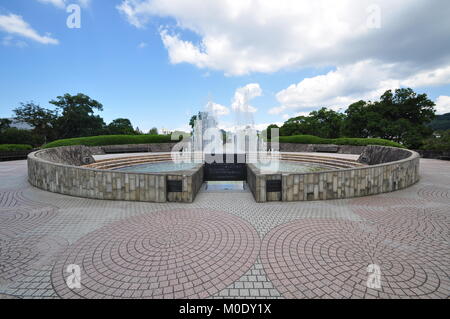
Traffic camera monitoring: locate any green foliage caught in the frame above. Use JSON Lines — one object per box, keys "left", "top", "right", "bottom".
{"left": 276, "top": 88, "right": 436, "bottom": 149}
{"left": 0, "top": 144, "right": 33, "bottom": 151}
{"left": 343, "top": 101, "right": 372, "bottom": 138}
{"left": 50, "top": 93, "right": 106, "bottom": 139}
{"left": 13, "top": 102, "right": 57, "bottom": 142}
{"left": 0, "top": 128, "right": 44, "bottom": 147}
{"left": 189, "top": 115, "right": 197, "bottom": 129}
{"left": 148, "top": 127, "right": 159, "bottom": 135}
{"left": 421, "top": 130, "right": 450, "bottom": 151}
{"left": 107, "top": 118, "right": 135, "bottom": 135}
{"left": 0, "top": 118, "right": 12, "bottom": 131}
{"left": 42, "top": 134, "right": 180, "bottom": 148}
{"left": 344, "top": 88, "right": 435, "bottom": 148}
{"left": 262, "top": 124, "right": 279, "bottom": 140}
{"left": 279, "top": 108, "right": 345, "bottom": 138}
{"left": 428, "top": 113, "right": 450, "bottom": 131}
{"left": 278, "top": 135, "right": 404, "bottom": 148}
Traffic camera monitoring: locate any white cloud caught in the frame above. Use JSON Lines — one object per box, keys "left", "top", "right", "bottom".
{"left": 0, "top": 14, "right": 59, "bottom": 45}
{"left": 137, "top": 41, "right": 148, "bottom": 48}
{"left": 402, "top": 66, "right": 450, "bottom": 88}
{"left": 160, "top": 30, "right": 209, "bottom": 68}
{"left": 77, "top": 0, "right": 91, "bottom": 8}
{"left": 216, "top": 122, "right": 283, "bottom": 133}
{"left": 435, "top": 96, "right": 450, "bottom": 115}
{"left": 2, "top": 35, "right": 28, "bottom": 48}
{"left": 36, "top": 0, "right": 91, "bottom": 8}
{"left": 117, "top": 0, "right": 450, "bottom": 76}
{"left": 37, "top": 0, "right": 66, "bottom": 8}
{"left": 270, "top": 60, "right": 450, "bottom": 114}
{"left": 206, "top": 101, "right": 230, "bottom": 117}
{"left": 231, "top": 83, "right": 261, "bottom": 113}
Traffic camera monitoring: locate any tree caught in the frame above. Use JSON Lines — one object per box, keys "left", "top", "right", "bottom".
{"left": 189, "top": 115, "right": 197, "bottom": 129}
{"left": 13, "top": 102, "right": 57, "bottom": 143}
{"left": 0, "top": 118, "right": 12, "bottom": 132}
{"left": 50, "top": 93, "right": 106, "bottom": 139}
{"left": 343, "top": 101, "right": 372, "bottom": 138}
{"left": 107, "top": 118, "right": 135, "bottom": 135}
{"left": 344, "top": 89, "right": 435, "bottom": 148}
{"left": 149, "top": 127, "right": 159, "bottom": 135}
{"left": 264, "top": 124, "right": 279, "bottom": 140}
{"left": 307, "top": 108, "right": 345, "bottom": 138}
{"left": 279, "top": 108, "right": 345, "bottom": 138}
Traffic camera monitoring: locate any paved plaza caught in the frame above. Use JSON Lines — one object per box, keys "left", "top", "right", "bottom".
{"left": 0, "top": 156, "right": 449, "bottom": 299}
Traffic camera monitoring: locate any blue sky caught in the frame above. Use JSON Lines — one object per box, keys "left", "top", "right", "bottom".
{"left": 1, "top": 0, "right": 449, "bottom": 132}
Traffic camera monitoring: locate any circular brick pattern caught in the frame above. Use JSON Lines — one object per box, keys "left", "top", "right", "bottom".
{"left": 353, "top": 206, "right": 449, "bottom": 243}
{"left": 0, "top": 190, "right": 29, "bottom": 208}
{"left": 0, "top": 207, "right": 59, "bottom": 239}
{"left": 261, "top": 219, "right": 449, "bottom": 299}
{"left": 417, "top": 186, "right": 450, "bottom": 204}
{"left": 349, "top": 196, "right": 426, "bottom": 207}
{"left": 51, "top": 209, "right": 260, "bottom": 299}
{"left": 0, "top": 235, "right": 68, "bottom": 283}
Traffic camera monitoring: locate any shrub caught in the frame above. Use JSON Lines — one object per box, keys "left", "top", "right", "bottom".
{"left": 277, "top": 135, "right": 404, "bottom": 148}
{"left": 421, "top": 130, "right": 450, "bottom": 151}
{"left": 43, "top": 134, "right": 180, "bottom": 149}
{"left": 0, "top": 128, "right": 44, "bottom": 147}
{"left": 0, "top": 144, "right": 33, "bottom": 151}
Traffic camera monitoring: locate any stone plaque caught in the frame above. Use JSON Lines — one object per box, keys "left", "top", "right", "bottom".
{"left": 167, "top": 180, "right": 183, "bottom": 192}
{"left": 266, "top": 180, "right": 282, "bottom": 192}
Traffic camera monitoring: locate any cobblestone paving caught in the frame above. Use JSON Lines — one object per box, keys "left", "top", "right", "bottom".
{"left": 0, "top": 158, "right": 448, "bottom": 299}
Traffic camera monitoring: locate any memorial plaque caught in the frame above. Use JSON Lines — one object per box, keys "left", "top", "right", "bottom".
{"left": 266, "top": 180, "right": 282, "bottom": 192}
{"left": 167, "top": 180, "right": 183, "bottom": 192}
{"left": 204, "top": 154, "right": 247, "bottom": 181}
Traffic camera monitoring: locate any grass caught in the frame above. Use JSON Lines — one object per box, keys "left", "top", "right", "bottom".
{"left": 43, "top": 134, "right": 180, "bottom": 149}
{"left": 277, "top": 135, "right": 404, "bottom": 148}
{"left": 0, "top": 144, "right": 33, "bottom": 151}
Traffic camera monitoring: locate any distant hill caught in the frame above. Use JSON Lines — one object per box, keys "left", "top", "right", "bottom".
{"left": 429, "top": 113, "right": 450, "bottom": 131}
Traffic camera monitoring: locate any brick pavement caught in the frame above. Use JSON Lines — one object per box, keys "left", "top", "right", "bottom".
{"left": 0, "top": 158, "right": 448, "bottom": 299}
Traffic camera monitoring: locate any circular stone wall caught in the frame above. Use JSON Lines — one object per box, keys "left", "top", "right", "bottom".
{"left": 28, "top": 145, "right": 420, "bottom": 203}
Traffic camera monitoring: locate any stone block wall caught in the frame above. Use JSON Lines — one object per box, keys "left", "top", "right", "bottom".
{"left": 37, "top": 145, "right": 95, "bottom": 166}
{"left": 29, "top": 145, "right": 420, "bottom": 203}
{"left": 166, "top": 165, "right": 203, "bottom": 203}
{"left": 98, "top": 143, "right": 178, "bottom": 154}
{"left": 248, "top": 147, "right": 420, "bottom": 202}
{"left": 358, "top": 145, "right": 412, "bottom": 165}
{"left": 268, "top": 143, "right": 365, "bottom": 154}
{"left": 28, "top": 148, "right": 203, "bottom": 203}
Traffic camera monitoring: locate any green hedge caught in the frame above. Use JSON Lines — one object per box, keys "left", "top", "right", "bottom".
{"left": 44, "top": 134, "right": 404, "bottom": 149}
{"left": 0, "top": 144, "right": 33, "bottom": 151}
{"left": 277, "top": 135, "right": 404, "bottom": 148}
{"left": 43, "top": 134, "right": 180, "bottom": 149}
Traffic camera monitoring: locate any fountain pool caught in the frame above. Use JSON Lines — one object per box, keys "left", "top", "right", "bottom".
{"left": 115, "top": 162, "right": 199, "bottom": 173}
{"left": 254, "top": 161, "right": 332, "bottom": 173}
{"left": 114, "top": 160, "right": 331, "bottom": 174}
